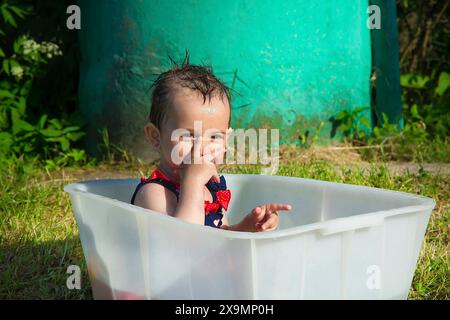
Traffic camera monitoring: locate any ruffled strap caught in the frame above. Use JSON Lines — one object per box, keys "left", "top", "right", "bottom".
{"left": 204, "top": 175, "right": 231, "bottom": 213}
{"left": 206, "top": 175, "right": 227, "bottom": 191}
{"left": 140, "top": 169, "right": 231, "bottom": 216}
{"left": 141, "top": 169, "right": 180, "bottom": 189}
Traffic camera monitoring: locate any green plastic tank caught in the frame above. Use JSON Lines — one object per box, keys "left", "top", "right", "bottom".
{"left": 78, "top": 0, "right": 401, "bottom": 160}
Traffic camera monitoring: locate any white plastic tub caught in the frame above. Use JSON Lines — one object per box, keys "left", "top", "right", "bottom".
{"left": 64, "top": 174, "right": 435, "bottom": 300}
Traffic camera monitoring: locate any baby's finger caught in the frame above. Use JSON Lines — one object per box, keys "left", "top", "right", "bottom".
{"left": 252, "top": 206, "right": 265, "bottom": 222}
{"left": 203, "top": 152, "right": 215, "bottom": 163}
{"left": 210, "top": 165, "right": 220, "bottom": 183}
{"left": 261, "top": 212, "right": 279, "bottom": 231}
{"left": 257, "top": 209, "right": 277, "bottom": 224}
{"left": 203, "top": 158, "right": 220, "bottom": 182}
{"left": 264, "top": 203, "right": 292, "bottom": 212}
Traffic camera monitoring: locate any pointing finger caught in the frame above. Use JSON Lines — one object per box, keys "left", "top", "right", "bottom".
{"left": 264, "top": 203, "right": 292, "bottom": 212}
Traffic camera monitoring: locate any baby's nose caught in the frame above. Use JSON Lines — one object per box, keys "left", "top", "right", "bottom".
{"left": 193, "top": 137, "right": 212, "bottom": 155}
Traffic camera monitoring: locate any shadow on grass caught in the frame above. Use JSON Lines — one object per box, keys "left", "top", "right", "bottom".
{"left": 0, "top": 237, "right": 93, "bottom": 299}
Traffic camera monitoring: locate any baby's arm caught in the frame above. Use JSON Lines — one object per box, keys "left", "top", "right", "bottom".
{"left": 174, "top": 181, "right": 206, "bottom": 225}
{"left": 174, "top": 158, "right": 221, "bottom": 225}
{"left": 133, "top": 183, "right": 178, "bottom": 215}
{"left": 134, "top": 182, "right": 205, "bottom": 225}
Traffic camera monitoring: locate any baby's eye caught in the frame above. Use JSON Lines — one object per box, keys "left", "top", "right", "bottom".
{"left": 180, "top": 132, "right": 195, "bottom": 140}
{"left": 184, "top": 133, "right": 194, "bottom": 138}
{"left": 211, "top": 134, "right": 224, "bottom": 140}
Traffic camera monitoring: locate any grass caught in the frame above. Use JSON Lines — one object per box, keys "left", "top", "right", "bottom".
{"left": 0, "top": 149, "right": 448, "bottom": 299}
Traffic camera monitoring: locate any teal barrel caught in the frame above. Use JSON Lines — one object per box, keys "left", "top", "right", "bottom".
{"left": 78, "top": 0, "right": 399, "bottom": 159}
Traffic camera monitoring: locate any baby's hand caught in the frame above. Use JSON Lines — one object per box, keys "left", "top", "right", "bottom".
{"left": 179, "top": 154, "right": 220, "bottom": 187}
{"left": 243, "top": 203, "right": 292, "bottom": 232}
{"left": 174, "top": 154, "right": 221, "bottom": 226}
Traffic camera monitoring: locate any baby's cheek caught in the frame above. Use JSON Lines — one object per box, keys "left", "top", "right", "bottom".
{"left": 169, "top": 141, "right": 193, "bottom": 164}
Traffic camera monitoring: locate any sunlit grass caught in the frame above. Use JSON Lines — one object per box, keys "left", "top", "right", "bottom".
{"left": 0, "top": 155, "right": 448, "bottom": 299}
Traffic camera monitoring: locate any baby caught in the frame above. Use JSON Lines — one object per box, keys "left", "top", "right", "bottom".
{"left": 131, "top": 55, "right": 291, "bottom": 232}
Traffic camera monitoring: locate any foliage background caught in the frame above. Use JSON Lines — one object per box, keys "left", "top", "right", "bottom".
{"left": 0, "top": 0, "right": 449, "bottom": 164}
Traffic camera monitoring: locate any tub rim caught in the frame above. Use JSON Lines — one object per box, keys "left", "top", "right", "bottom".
{"left": 64, "top": 173, "right": 436, "bottom": 241}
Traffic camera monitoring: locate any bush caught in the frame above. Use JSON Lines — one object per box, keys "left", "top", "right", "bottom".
{"left": 0, "top": 1, "right": 87, "bottom": 169}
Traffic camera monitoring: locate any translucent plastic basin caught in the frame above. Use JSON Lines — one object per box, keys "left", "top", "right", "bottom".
{"left": 64, "top": 174, "right": 435, "bottom": 300}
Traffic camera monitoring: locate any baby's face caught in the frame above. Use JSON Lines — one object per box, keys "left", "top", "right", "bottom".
{"left": 157, "top": 87, "right": 231, "bottom": 171}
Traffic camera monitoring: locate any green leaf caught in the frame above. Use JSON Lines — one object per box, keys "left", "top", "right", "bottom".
{"left": 22, "top": 131, "right": 34, "bottom": 139}
{"left": 62, "top": 126, "right": 81, "bottom": 134}
{"left": 45, "top": 136, "right": 70, "bottom": 151}
{"left": 9, "top": 59, "right": 20, "bottom": 70}
{"left": 59, "top": 137, "right": 70, "bottom": 151}
{"left": 0, "top": 89, "right": 14, "bottom": 99}
{"left": 15, "top": 96, "right": 26, "bottom": 114}
{"left": 336, "top": 111, "right": 347, "bottom": 120}
{"left": 0, "top": 131, "right": 13, "bottom": 151}
{"left": 48, "top": 118, "right": 63, "bottom": 130}
{"left": 410, "top": 104, "right": 420, "bottom": 119}
{"left": 38, "top": 114, "right": 48, "bottom": 129}
{"left": 11, "top": 108, "right": 35, "bottom": 134}
{"left": 2, "top": 59, "right": 9, "bottom": 75}
{"left": 40, "top": 128, "right": 62, "bottom": 137}
{"left": 20, "top": 79, "right": 32, "bottom": 96}
{"left": 340, "top": 123, "right": 351, "bottom": 132}
{"left": 360, "top": 117, "right": 371, "bottom": 129}
{"left": 435, "top": 72, "right": 450, "bottom": 96}
{"left": 353, "top": 107, "right": 368, "bottom": 114}
{"left": 66, "top": 132, "right": 85, "bottom": 141}
{"left": 373, "top": 126, "right": 381, "bottom": 137}
{"left": 400, "top": 74, "right": 430, "bottom": 89}
{"left": 1, "top": 7, "right": 17, "bottom": 28}
{"left": 9, "top": 5, "right": 27, "bottom": 19}
{"left": 44, "top": 159, "right": 59, "bottom": 171}
{"left": 67, "top": 149, "right": 86, "bottom": 162}
{"left": 13, "top": 37, "right": 20, "bottom": 53}
{"left": 0, "top": 47, "right": 5, "bottom": 58}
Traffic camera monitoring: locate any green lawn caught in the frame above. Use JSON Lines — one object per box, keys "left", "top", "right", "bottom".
{"left": 0, "top": 155, "right": 448, "bottom": 299}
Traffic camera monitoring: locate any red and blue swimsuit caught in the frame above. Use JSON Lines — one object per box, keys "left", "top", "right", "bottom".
{"left": 130, "top": 169, "right": 231, "bottom": 228}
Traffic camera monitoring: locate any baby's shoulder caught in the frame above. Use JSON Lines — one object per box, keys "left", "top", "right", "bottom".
{"left": 133, "top": 182, "right": 178, "bottom": 214}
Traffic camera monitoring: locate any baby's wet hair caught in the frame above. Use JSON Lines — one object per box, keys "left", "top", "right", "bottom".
{"left": 149, "top": 50, "right": 232, "bottom": 130}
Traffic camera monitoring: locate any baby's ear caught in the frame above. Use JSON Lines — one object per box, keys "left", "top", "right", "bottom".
{"left": 144, "top": 123, "right": 161, "bottom": 148}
